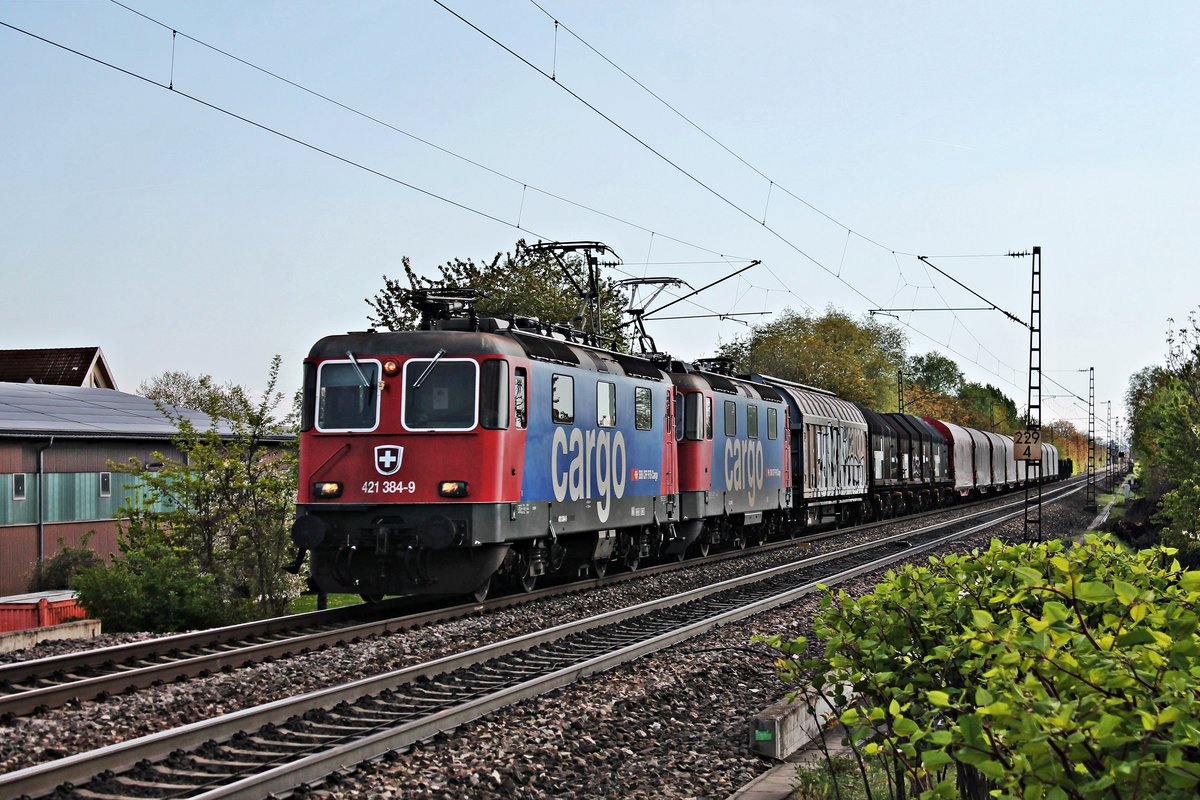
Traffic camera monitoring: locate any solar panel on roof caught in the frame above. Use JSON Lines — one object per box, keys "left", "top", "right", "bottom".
{"left": 0, "top": 383, "right": 237, "bottom": 437}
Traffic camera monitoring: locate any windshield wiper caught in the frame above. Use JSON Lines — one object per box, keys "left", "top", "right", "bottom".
{"left": 346, "top": 350, "right": 370, "bottom": 387}
{"left": 414, "top": 349, "right": 446, "bottom": 388}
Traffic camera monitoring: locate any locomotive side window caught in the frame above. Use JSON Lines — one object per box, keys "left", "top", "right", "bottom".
{"left": 705, "top": 396, "right": 714, "bottom": 439}
{"left": 597, "top": 381, "right": 616, "bottom": 427}
{"left": 635, "top": 387, "right": 653, "bottom": 431}
{"left": 316, "top": 360, "right": 381, "bottom": 431}
{"left": 767, "top": 407, "right": 778, "bottom": 440}
{"left": 403, "top": 358, "right": 478, "bottom": 430}
{"left": 514, "top": 368, "right": 527, "bottom": 430}
{"left": 683, "top": 392, "right": 704, "bottom": 440}
{"left": 552, "top": 374, "right": 574, "bottom": 424}
{"left": 747, "top": 404, "right": 759, "bottom": 439}
{"left": 724, "top": 400, "right": 737, "bottom": 436}
{"left": 480, "top": 360, "right": 509, "bottom": 430}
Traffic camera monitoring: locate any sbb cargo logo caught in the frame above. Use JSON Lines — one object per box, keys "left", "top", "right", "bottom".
{"left": 630, "top": 468, "right": 659, "bottom": 481}
{"left": 551, "top": 428, "right": 627, "bottom": 523}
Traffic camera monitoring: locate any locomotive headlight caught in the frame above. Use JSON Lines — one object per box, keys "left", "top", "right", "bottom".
{"left": 314, "top": 481, "right": 343, "bottom": 498}
{"left": 383, "top": 359, "right": 400, "bottom": 376}
{"left": 438, "top": 480, "right": 469, "bottom": 498}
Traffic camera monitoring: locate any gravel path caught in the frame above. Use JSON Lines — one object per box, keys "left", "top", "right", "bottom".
{"left": 0, "top": 490, "right": 1093, "bottom": 799}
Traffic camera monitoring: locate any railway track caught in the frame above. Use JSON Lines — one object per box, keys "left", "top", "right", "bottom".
{"left": 0, "top": 480, "right": 1083, "bottom": 799}
{"left": 0, "top": 478, "right": 1085, "bottom": 720}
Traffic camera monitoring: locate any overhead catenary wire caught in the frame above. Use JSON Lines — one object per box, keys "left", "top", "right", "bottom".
{"left": 432, "top": 0, "right": 881, "bottom": 310}
{"left": 14, "top": 6, "right": 1057, "bottom": 400}
{"left": 122, "top": 0, "right": 1032, "bottom": 381}
{"left": 515, "top": 1, "right": 1052, "bottom": 393}
{"left": 105, "top": 0, "right": 751, "bottom": 265}
{"left": 1, "top": 14, "right": 781, "bottom": 332}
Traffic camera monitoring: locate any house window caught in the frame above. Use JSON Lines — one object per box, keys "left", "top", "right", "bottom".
{"left": 13, "top": 473, "right": 26, "bottom": 501}
{"left": 552, "top": 374, "right": 574, "bottom": 424}
{"left": 100, "top": 472, "right": 112, "bottom": 498}
{"left": 597, "top": 382, "right": 616, "bottom": 427}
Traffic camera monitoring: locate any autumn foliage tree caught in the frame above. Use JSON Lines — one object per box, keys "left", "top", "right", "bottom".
{"left": 716, "top": 307, "right": 907, "bottom": 408}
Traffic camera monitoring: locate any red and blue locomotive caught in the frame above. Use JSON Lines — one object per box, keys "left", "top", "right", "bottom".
{"left": 291, "top": 291, "right": 790, "bottom": 600}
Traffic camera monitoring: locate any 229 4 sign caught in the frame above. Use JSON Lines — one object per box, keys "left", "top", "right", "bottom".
{"left": 1013, "top": 429, "right": 1042, "bottom": 462}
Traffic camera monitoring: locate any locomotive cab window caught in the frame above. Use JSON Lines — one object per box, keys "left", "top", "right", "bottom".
{"left": 552, "top": 374, "right": 574, "bottom": 424}
{"left": 316, "top": 360, "right": 381, "bottom": 431}
{"left": 635, "top": 387, "right": 653, "bottom": 431}
{"left": 747, "top": 404, "right": 759, "bottom": 439}
{"left": 479, "top": 360, "right": 509, "bottom": 430}
{"left": 514, "top": 368, "right": 527, "bottom": 429}
{"left": 683, "top": 392, "right": 704, "bottom": 440}
{"left": 705, "top": 396, "right": 714, "bottom": 439}
{"left": 724, "top": 400, "right": 737, "bottom": 436}
{"left": 597, "top": 381, "right": 616, "bottom": 427}
{"left": 403, "top": 358, "right": 478, "bottom": 430}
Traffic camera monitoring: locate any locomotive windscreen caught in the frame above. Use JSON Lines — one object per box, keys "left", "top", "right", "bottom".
{"left": 403, "top": 358, "right": 479, "bottom": 430}
{"left": 317, "top": 361, "right": 380, "bottom": 431}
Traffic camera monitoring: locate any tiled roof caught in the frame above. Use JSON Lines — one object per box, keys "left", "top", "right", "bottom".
{"left": 0, "top": 347, "right": 114, "bottom": 388}
{"left": 0, "top": 382, "right": 237, "bottom": 438}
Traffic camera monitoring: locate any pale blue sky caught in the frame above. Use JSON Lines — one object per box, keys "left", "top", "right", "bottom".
{"left": 4, "top": 1, "right": 1197, "bottom": 438}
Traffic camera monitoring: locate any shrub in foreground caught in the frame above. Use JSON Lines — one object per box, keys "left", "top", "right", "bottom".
{"left": 26, "top": 532, "right": 103, "bottom": 591}
{"left": 759, "top": 534, "right": 1200, "bottom": 799}
{"left": 74, "top": 525, "right": 245, "bottom": 632}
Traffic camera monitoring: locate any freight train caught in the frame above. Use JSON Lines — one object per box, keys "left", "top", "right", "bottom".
{"left": 289, "top": 290, "right": 1059, "bottom": 601}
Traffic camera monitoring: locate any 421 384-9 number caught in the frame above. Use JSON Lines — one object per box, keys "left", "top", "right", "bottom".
{"left": 362, "top": 480, "right": 417, "bottom": 494}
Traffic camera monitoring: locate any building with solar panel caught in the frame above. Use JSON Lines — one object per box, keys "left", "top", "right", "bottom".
{"left": 0, "top": 349, "right": 290, "bottom": 596}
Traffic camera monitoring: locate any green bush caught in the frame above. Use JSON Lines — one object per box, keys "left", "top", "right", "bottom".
{"left": 26, "top": 532, "right": 103, "bottom": 591}
{"left": 759, "top": 535, "right": 1200, "bottom": 799}
{"left": 73, "top": 526, "right": 246, "bottom": 632}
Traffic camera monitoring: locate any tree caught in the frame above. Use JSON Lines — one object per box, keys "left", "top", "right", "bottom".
{"left": 110, "top": 357, "right": 301, "bottom": 622}
{"left": 1124, "top": 311, "right": 1200, "bottom": 564}
{"left": 366, "top": 240, "right": 630, "bottom": 349}
{"left": 956, "top": 381, "right": 1019, "bottom": 432}
{"left": 906, "top": 352, "right": 964, "bottom": 395}
{"left": 715, "top": 306, "right": 907, "bottom": 408}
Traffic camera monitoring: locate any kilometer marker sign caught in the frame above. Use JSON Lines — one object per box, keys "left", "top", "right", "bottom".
{"left": 1013, "top": 429, "right": 1041, "bottom": 461}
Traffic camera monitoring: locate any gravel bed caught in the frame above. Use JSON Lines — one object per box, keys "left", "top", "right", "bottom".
{"left": 321, "top": 499, "right": 1096, "bottom": 800}
{"left": 0, "top": 489, "right": 1091, "bottom": 789}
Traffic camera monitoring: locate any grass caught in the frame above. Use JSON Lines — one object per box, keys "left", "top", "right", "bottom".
{"left": 793, "top": 754, "right": 894, "bottom": 800}
{"left": 288, "top": 592, "right": 367, "bottom": 614}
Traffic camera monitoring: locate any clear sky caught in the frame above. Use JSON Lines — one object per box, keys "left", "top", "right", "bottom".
{"left": 4, "top": 2, "right": 1197, "bottom": 440}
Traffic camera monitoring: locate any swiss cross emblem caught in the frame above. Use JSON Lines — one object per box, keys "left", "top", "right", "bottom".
{"left": 374, "top": 445, "right": 404, "bottom": 476}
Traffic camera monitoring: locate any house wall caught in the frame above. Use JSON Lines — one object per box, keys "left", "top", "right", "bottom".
{"left": 0, "top": 438, "right": 183, "bottom": 597}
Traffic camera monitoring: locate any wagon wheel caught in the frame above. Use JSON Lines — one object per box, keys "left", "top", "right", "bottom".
{"left": 518, "top": 570, "right": 538, "bottom": 592}
{"left": 359, "top": 593, "right": 385, "bottom": 604}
